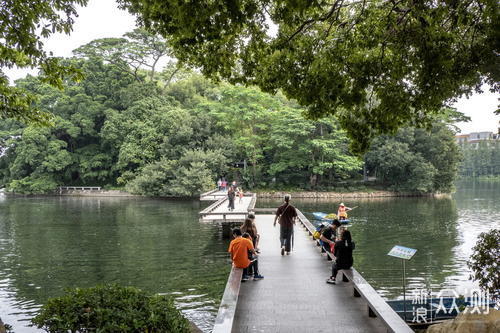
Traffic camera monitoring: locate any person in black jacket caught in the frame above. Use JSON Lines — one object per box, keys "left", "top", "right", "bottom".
{"left": 326, "top": 228, "right": 354, "bottom": 284}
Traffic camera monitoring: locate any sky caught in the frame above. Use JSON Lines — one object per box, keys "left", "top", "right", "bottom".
{"left": 4, "top": 0, "right": 499, "bottom": 134}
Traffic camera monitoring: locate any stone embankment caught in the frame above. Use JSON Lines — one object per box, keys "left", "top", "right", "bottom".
{"left": 59, "top": 189, "right": 137, "bottom": 197}
{"left": 256, "top": 191, "right": 444, "bottom": 198}
{"left": 426, "top": 308, "right": 499, "bottom": 333}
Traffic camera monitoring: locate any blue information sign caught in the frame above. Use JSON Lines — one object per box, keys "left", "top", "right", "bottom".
{"left": 387, "top": 245, "right": 417, "bottom": 260}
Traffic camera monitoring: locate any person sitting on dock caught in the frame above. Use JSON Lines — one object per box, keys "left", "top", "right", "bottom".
{"left": 337, "top": 203, "right": 352, "bottom": 221}
{"left": 320, "top": 219, "right": 341, "bottom": 254}
{"left": 247, "top": 212, "right": 260, "bottom": 252}
{"left": 241, "top": 217, "right": 260, "bottom": 253}
{"left": 326, "top": 228, "right": 355, "bottom": 284}
{"left": 229, "top": 228, "right": 264, "bottom": 281}
{"left": 274, "top": 194, "right": 297, "bottom": 255}
{"left": 242, "top": 232, "right": 264, "bottom": 278}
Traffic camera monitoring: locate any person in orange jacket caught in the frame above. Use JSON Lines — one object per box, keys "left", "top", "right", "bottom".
{"left": 337, "top": 203, "right": 352, "bottom": 221}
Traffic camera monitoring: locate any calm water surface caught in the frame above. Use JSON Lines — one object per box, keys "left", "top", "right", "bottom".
{"left": 0, "top": 181, "right": 499, "bottom": 332}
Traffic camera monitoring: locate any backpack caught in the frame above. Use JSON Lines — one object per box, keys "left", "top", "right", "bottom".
{"left": 313, "top": 222, "right": 328, "bottom": 240}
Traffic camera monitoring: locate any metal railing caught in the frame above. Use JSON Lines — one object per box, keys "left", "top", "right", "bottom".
{"left": 58, "top": 186, "right": 101, "bottom": 191}
{"left": 199, "top": 193, "right": 256, "bottom": 223}
{"left": 296, "top": 209, "right": 413, "bottom": 333}
{"left": 199, "top": 188, "right": 220, "bottom": 199}
{"left": 212, "top": 267, "right": 243, "bottom": 333}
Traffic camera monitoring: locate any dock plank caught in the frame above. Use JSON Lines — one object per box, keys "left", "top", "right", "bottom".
{"left": 200, "top": 195, "right": 254, "bottom": 223}
{"left": 232, "top": 215, "right": 387, "bottom": 333}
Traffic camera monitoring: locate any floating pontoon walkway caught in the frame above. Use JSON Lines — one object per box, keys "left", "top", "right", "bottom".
{"left": 204, "top": 192, "right": 413, "bottom": 333}
{"left": 199, "top": 190, "right": 256, "bottom": 223}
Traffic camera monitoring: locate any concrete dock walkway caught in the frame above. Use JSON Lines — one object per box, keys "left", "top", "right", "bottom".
{"left": 233, "top": 215, "right": 386, "bottom": 332}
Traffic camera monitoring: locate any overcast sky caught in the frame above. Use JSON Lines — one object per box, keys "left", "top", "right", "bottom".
{"left": 4, "top": 0, "right": 499, "bottom": 134}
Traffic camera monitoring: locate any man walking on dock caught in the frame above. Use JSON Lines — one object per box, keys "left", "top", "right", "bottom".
{"left": 274, "top": 194, "right": 297, "bottom": 255}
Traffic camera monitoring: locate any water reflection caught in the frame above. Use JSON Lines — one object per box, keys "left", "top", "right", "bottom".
{"left": 0, "top": 181, "right": 499, "bottom": 332}
{"left": 259, "top": 183, "right": 499, "bottom": 300}
{"left": 0, "top": 197, "right": 230, "bottom": 332}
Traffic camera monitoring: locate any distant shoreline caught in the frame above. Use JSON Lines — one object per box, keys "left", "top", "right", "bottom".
{"left": 2, "top": 189, "right": 451, "bottom": 198}
{"left": 256, "top": 190, "right": 450, "bottom": 198}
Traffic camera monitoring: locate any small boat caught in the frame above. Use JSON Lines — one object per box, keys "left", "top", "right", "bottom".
{"left": 386, "top": 297, "right": 496, "bottom": 324}
{"left": 312, "top": 212, "right": 350, "bottom": 224}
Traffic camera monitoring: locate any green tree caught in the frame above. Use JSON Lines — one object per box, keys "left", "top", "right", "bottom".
{"left": 468, "top": 229, "right": 500, "bottom": 300}
{"left": 6, "top": 119, "right": 76, "bottom": 194}
{"left": 118, "top": 0, "right": 499, "bottom": 153}
{"left": 73, "top": 28, "right": 172, "bottom": 81}
{"left": 459, "top": 140, "right": 500, "bottom": 177}
{"left": 268, "top": 107, "right": 362, "bottom": 188}
{"left": 365, "top": 123, "right": 459, "bottom": 192}
{"left": 32, "top": 284, "right": 190, "bottom": 332}
{"left": 0, "top": 0, "right": 87, "bottom": 124}
{"left": 199, "top": 85, "right": 277, "bottom": 186}
{"left": 126, "top": 158, "right": 215, "bottom": 197}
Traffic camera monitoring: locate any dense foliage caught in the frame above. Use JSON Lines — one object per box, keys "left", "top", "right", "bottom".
{"left": 118, "top": 0, "right": 499, "bottom": 153}
{"left": 459, "top": 141, "right": 500, "bottom": 177}
{"left": 467, "top": 229, "right": 500, "bottom": 300}
{"left": 0, "top": 0, "right": 87, "bottom": 124}
{"left": 365, "top": 125, "right": 461, "bottom": 192}
{"left": 2, "top": 1, "right": 497, "bottom": 154}
{"left": 0, "top": 34, "right": 462, "bottom": 195}
{"left": 31, "top": 284, "right": 190, "bottom": 332}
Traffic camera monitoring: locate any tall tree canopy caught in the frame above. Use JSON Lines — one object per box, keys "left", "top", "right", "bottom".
{"left": 0, "top": 0, "right": 88, "bottom": 124}
{"left": 118, "top": 0, "right": 499, "bottom": 152}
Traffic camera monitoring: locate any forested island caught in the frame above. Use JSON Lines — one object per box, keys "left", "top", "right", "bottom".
{"left": 0, "top": 30, "right": 463, "bottom": 196}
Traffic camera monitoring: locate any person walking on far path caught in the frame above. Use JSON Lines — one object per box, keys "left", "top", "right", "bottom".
{"left": 274, "top": 194, "right": 297, "bottom": 255}
{"left": 227, "top": 186, "right": 236, "bottom": 211}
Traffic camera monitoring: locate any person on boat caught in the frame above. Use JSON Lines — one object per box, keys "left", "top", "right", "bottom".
{"left": 320, "top": 219, "right": 341, "bottom": 254}
{"left": 326, "top": 228, "right": 355, "bottom": 284}
{"left": 229, "top": 228, "right": 264, "bottom": 281}
{"left": 337, "top": 203, "right": 352, "bottom": 221}
{"left": 273, "top": 194, "right": 297, "bottom": 255}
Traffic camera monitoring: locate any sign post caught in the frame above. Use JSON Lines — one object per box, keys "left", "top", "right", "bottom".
{"left": 388, "top": 245, "right": 417, "bottom": 321}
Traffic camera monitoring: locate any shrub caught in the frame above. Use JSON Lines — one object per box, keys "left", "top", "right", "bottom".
{"left": 467, "top": 229, "right": 500, "bottom": 300}
{"left": 31, "top": 285, "right": 190, "bottom": 333}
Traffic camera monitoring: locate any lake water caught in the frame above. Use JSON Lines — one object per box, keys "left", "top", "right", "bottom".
{"left": 1, "top": 181, "right": 499, "bottom": 332}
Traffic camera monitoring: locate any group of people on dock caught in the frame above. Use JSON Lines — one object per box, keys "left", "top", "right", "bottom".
{"left": 216, "top": 178, "right": 228, "bottom": 191}
{"left": 228, "top": 194, "right": 355, "bottom": 285}
{"left": 228, "top": 212, "right": 264, "bottom": 281}
{"left": 319, "top": 219, "right": 355, "bottom": 284}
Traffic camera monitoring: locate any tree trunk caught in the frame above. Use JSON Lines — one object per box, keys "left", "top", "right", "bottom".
{"left": 150, "top": 57, "right": 160, "bottom": 81}
{"left": 309, "top": 174, "right": 317, "bottom": 188}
